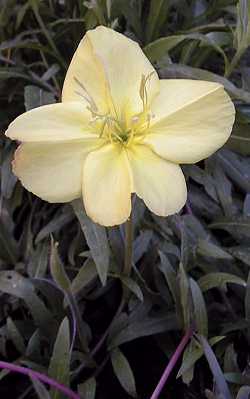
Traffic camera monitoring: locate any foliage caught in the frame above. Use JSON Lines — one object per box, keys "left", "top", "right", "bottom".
{"left": 1, "top": 0, "right": 250, "bottom": 398}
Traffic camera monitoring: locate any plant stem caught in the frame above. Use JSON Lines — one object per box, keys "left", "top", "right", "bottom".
{"left": 0, "top": 361, "right": 80, "bottom": 399}
{"left": 149, "top": 327, "right": 193, "bottom": 399}
{"left": 67, "top": 292, "right": 89, "bottom": 354}
{"left": 124, "top": 216, "right": 133, "bottom": 277}
{"left": 225, "top": 48, "right": 245, "bottom": 78}
{"left": 30, "top": 0, "right": 66, "bottom": 69}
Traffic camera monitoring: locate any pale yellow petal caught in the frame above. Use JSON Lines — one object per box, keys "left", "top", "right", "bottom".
{"left": 62, "top": 31, "right": 109, "bottom": 113}
{"left": 127, "top": 144, "right": 187, "bottom": 216}
{"left": 6, "top": 102, "right": 96, "bottom": 142}
{"left": 13, "top": 140, "right": 100, "bottom": 202}
{"left": 143, "top": 79, "right": 235, "bottom": 163}
{"left": 62, "top": 26, "right": 159, "bottom": 116}
{"left": 83, "top": 143, "right": 132, "bottom": 226}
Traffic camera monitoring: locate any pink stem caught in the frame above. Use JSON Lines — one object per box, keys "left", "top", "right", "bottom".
{"left": 150, "top": 328, "right": 193, "bottom": 399}
{"left": 0, "top": 361, "right": 80, "bottom": 399}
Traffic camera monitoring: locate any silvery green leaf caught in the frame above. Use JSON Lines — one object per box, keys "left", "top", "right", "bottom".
{"left": 49, "top": 317, "right": 70, "bottom": 399}
{"left": 198, "top": 272, "right": 246, "bottom": 292}
{"left": 111, "top": 348, "right": 137, "bottom": 398}
{"left": 31, "top": 378, "right": 52, "bottom": 399}
{"left": 78, "top": 377, "right": 96, "bottom": 399}
{"left": 24, "top": 85, "right": 55, "bottom": 111}
{"left": 50, "top": 240, "right": 71, "bottom": 293}
{"left": 72, "top": 199, "right": 110, "bottom": 286}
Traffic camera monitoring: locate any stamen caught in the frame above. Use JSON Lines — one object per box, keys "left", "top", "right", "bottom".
{"left": 74, "top": 76, "right": 98, "bottom": 111}
{"left": 139, "top": 71, "right": 155, "bottom": 112}
{"left": 127, "top": 127, "right": 135, "bottom": 146}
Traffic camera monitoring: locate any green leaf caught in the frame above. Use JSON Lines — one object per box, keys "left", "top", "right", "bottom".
{"left": 228, "top": 246, "right": 250, "bottom": 266}
{"left": 109, "top": 314, "right": 178, "bottom": 348}
{"left": 227, "top": 123, "right": 250, "bottom": 155}
{"left": 70, "top": 259, "right": 97, "bottom": 295}
{"left": 35, "top": 211, "right": 74, "bottom": 244}
{"left": 0, "top": 219, "right": 18, "bottom": 264}
{"left": 111, "top": 348, "right": 137, "bottom": 398}
{"left": 144, "top": 32, "right": 228, "bottom": 68}
{"left": 146, "top": 0, "right": 170, "bottom": 42}
{"left": 197, "top": 239, "right": 233, "bottom": 260}
{"left": 72, "top": 199, "right": 110, "bottom": 285}
{"left": 159, "top": 63, "right": 250, "bottom": 103}
{"left": 50, "top": 240, "right": 71, "bottom": 293}
{"left": 158, "top": 250, "right": 178, "bottom": 303}
{"left": 178, "top": 336, "right": 224, "bottom": 382}
{"left": 190, "top": 278, "right": 208, "bottom": 336}
{"left": 178, "top": 263, "right": 193, "bottom": 329}
{"left": 178, "top": 338, "right": 196, "bottom": 385}
{"left": 78, "top": 377, "right": 96, "bottom": 399}
{"left": 31, "top": 378, "right": 51, "bottom": 399}
{"left": 144, "top": 35, "right": 187, "bottom": 62}
{"left": 213, "top": 164, "right": 233, "bottom": 216}
{"left": 16, "top": 3, "right": 30, "bottom": 30}
{"left": 236, "top": 386, "right": 250, "bottom": 399}
{"left": 180, "top": 220, "right": 192, "bottom": 269}
{"left": 24, "top": 85, "right": 55, "bottom": 111}
{"left": 198, "top": 272, "right": 246, "bottom": 292}
{"left": 49, "top": 317, "right": 70, "bottom": 399}
{"left": 119, "top": 276, "right": 143, "bottom": 301}
{"left": 209, "top": 217, "right": 250, "bottom": 240}
{"left": 133, "top": 230, "right": 152, "bottom": 263}
{"left": 0, "top": 271, "right": 57, "bottom": 336}
{"left": 27, "top": 241, "right": 49, "bottom": 278}
{"left": 234, "top": 0, "right": 250, "bottom": 51}
{"left": 245, "top": 271, "right": 250, "bottom": 341}
{"left": 1, "top": 146, "right": 17, "bottom": 199}
{"left": 217, "top": 150, "right": 250, "bottom": 193}
{"left": 225, "top": 372, "right": 250, "bottom": 385}
{"left": 197, "top": 335, "right": 232, "bottom": 399}
{"left": 7, "top": 317, "right": 26, "bottom": 354}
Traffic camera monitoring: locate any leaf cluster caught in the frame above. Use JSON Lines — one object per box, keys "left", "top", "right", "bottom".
{"left": 1, "top": 1, "right": 250, "bottom": 398}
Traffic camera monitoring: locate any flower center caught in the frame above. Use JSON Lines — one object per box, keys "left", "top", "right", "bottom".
{"left": 89, "top": 109, "right": 151, "bottom": 147}
{"left": 74, "top": 72, "right": 154, "bottom": 146}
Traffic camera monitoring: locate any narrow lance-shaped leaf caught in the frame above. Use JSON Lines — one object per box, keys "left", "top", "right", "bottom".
{"left": 159, "top": 63, "right": 250, "bottom": 103}
{"left": 31, "top": 378, "right": 52, "bottom": 399}
{"left": 197, "top": 239, "right": 233, "bottom": 260}
{"left": 236, "top": 386, "right": 250, "bottom": 399}
{"left": 112, "top": 274, "right": 143, "bottom": 301}
{"left": 50, "top": 239, "right": 71, "bottom": 293}
{"left": 245, "top": 271, "right": 250, "bottom": 342}
{"left": 72, "top": 199, "right": 110, "bottom": 285}
{"left": 190, "top": 278, "right": 208, "bottom": 337}
{"left": 24, "top": 85, "right": 55, "bottom": 111}
{"left": 7, "top": 317, "right": 26, "bottom": 354}
{"left": 0, "top": 271, "right": 57, "bottom": 336}
{"left": 158, "top": 250, "right": 178, "bottom": 303}
{"left": 178, "top": 263, "right": 193, "bottom": 329}
{"left": 234, "top": 0, "right": 250, "bottom": 51}
{"left": 111, "top": 348, "right": 137, "bottom": 398}
{"left": 198, "top": 272, "right": 246, "bottom": 292}
{"left": 78, "top": 377, "right": 96, "bottom": 399}
{"left": 177, "top": 336, "right": 225, "bottom": 383}
{"left": 146, "top": 0, "right": 169, "bottom": 42}
{"left": 48, "top": 317, "right": 70, "bottom": 399}
{"left": 197, "top": 335, "right": 232, "bottom": 399}
{"left": 70, "top": 259, "right": 97, "bottom": 296}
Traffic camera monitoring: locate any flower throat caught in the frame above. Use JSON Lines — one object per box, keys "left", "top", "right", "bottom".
{"left": 74, "top": 73, "right": 155, "bottom": 146}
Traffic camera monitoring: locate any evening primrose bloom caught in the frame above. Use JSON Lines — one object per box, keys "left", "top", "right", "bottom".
{"left": 6, "top": 26, "right": 235, "bottom": 226}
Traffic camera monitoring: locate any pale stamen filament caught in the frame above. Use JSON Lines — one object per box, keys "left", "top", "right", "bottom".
{"left": 85, "top": 71, "right": 156, "bottom": 145}
{"left": 74, "top": 77, "right": 98, "bottom": 112}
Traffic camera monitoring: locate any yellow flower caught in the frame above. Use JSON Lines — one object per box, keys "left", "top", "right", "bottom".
{"left": 6, "top": 26, "right": 235, "bottom": 226}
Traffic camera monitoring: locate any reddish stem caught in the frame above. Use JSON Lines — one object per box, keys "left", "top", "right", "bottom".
{"left": 0, "top": 361, "right": 80, "bottom": 399}
{"left": 150, "top": 327, "right": 193, "bottom": 399}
